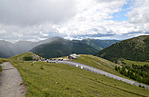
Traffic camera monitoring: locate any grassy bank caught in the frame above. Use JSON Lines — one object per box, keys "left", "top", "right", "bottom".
{"left": 122, "top": 59, "right": 149, "bottom": 66}
{"left": 72, "top": 55, "right": 129, "bottom": 78}
{"left": 0, "top": 65, "right": 2, "bottom": 74}
{"left": 10, "top": 60, "right": 149, "bottom": 97}
{"left": 0, "top": 58, "right": 8, "bottom": 74}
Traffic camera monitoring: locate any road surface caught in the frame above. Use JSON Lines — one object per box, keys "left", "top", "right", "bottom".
{"left": 0, "top": 62, "right": 26, "bottom": 97}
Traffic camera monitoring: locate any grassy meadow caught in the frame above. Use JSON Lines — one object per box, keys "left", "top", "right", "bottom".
{"left": 72, "top": 55, "right": 130, "bottom": 78}
{"left": 122, "top": 59, "right": 149, "bottom": 66}
{"left": 9, "top": 60, "right": 149, "bottom": 97}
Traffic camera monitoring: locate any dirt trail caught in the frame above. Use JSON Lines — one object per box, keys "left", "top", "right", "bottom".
{"left": 0, "top": 62, "right": 26, "bottom": 97}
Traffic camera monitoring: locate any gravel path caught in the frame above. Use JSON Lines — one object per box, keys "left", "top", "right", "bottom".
{"left": 0, "top": 62, "right": 26, "bottom": 97}
{"left": 58, "top": 60, "right": 149, "bottom": 90}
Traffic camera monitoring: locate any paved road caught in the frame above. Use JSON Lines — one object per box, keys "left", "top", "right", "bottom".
{"left": 0, "top": 62, "right": 26, "bottom": 97}
{"left": 57, "top": 60, "right": 149, "bottom": 90}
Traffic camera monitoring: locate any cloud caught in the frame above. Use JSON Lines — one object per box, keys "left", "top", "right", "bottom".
{"left": 0, "top": 0, "right": 76, "bottom": 26}
{"left": 128, "top": 0, "right": 149, "bottom": 23}
{"left": 0, "top": 0, "right": 149, "bottom": 42}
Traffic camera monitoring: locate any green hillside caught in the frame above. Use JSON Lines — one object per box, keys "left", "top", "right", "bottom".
{"left": 9, "top": 52, "right": 41, "bottom": 61}
{"left": 122, "top": 58, "right": 149, "bottom": 66}
{"left": 114, "top": 58, "right": 149, "bottom": 85}
{"left": 73, "top": 39, "right": 119, "bottom": 51}
{"left": 30, "top": 38, "right": 98, "bottom": 58}
{"left": 10, "top": 60, "right": 149, "bottom": 97}
{"left": 96, "top": 35, "right": 149, "bottom": 61}
{"left": 72, "top": 55, "right": 130, "bottom": 78}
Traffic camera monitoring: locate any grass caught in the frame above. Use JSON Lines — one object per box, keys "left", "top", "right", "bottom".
{"left": 122, "top": 59, "right": 149, "bottom": 66}
{"left": 72, "top": 55, "right": 129, "bottom": 78}
{"left": 9, "top": 52, "right": 39, "bottom": 61}
{"left": 0, "top": 58, "right": 8, "bottom": 64}
{"left": 0, "top": 64, "right": 2, "bottom": 74}
{"left": 10, "top": 60, "right": 149, "bottom": 97}
{"left": 0, "top": 58, "right": 8, "bottom": 75}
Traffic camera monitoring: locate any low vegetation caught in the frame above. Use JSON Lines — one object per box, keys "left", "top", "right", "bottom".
{"left": 72, "top": 55, "right": 128, "bottom": 78}
{"left": 23, "top": 56, "right": 33, "bottom": 61}
{"left": 10, "top": 60, "right": 149, "bottom": 97}
{"left": 115, "top": 58, "right": 149, "bottom": 85}
{"left": 0, "top": 58, "right": 8, "bottom": 74}
{"left": 0, "top": 58, "right": 8, "bottom": 64}
{"left": 115, "top": 65, "right": 149, "bottom": 85}
{"left": 1, "top": 52, "right": 148, "bottom": 96}
{"left": 122, "top": 58, "right": 149, "bottom": 66}
{"left": 9, "top": 52, "right": 41, "bottom": 61}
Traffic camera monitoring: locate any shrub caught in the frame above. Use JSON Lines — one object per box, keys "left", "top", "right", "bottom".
{"left": 138, "top": 84, "right": 141, "bottom": 87}
{"left": 40, "top": 66, "right": 44, "bottom": 70}
{"left": 0, "top": 61, "right": 2, "bottom": 64}
{"left": 142, "top": 86, "right": 145, "bottom": 88}
{"left": 23, "top": 56, "right": 33, "bottom": 61}
{"left": 115, "top": 66, "right": 118, "bottom": 71}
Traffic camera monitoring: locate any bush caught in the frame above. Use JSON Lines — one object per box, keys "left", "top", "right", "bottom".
{"left": 142, "top": 86, "right": 145, "bottom": 88}
{"left": 115, "top": 66, "right": 118, "bottom": 71}
{"left": 23, "top": 56, "right": 33, "bottom": 61}
{"left": 40, "top": 66, "right": 44, "bottom": 70}
{"left": 0, "top": 61, "right": 2, "bottom": 64}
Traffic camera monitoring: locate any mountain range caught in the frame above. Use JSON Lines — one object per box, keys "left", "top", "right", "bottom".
{"left": 73, "top": 39, "right": 119, "bottom": 51}
{"left": 96, "top": 35, "right": 149, "bottom": 61}
{"left": 30, "top": 38, "right": 98, "bottom": 58}
{"left": 0, "top": 37, "right": 119, "bottom": 58}
{"left": 0, "top": 37, "right": 60, "bottom": 58}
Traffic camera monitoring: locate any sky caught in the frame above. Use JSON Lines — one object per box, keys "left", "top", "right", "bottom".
{"left": 0, "top": 0, "right": 149, "bottom": 42}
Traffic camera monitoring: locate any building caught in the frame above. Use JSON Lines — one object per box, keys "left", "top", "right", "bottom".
{"left": 68, "top": 54, "right": 77, "bottom": 59}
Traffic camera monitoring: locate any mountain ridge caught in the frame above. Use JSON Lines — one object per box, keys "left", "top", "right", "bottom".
{"left": 30, "top": 38, "right": 98, "bottom": 58}
{"left": 96, "top": 35, "right": 149, "bottom": 61}
{"left": 0, "top": 37, "right": 120, "bottom": 58}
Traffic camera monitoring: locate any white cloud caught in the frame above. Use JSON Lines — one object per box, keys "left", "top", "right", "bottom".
{"left": 55, "top": 0, "right": 127, "bottom": 37}
{"left": 0, "top": 0, "right": 149, "bottom": 42}
{"left": 0, "top": 0, "right": 76, "bottom": 26}
{"left": 128, "top": 0, "right": 149, "bottom": 23}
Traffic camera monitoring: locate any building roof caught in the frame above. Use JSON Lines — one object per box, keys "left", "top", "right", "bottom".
{"left": 69, "top": 54, "right": 77, "bottom": 59}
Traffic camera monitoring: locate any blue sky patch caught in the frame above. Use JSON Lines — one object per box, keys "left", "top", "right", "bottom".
{"left": 109, "top": 0, "right": 133, "bottom": 22}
